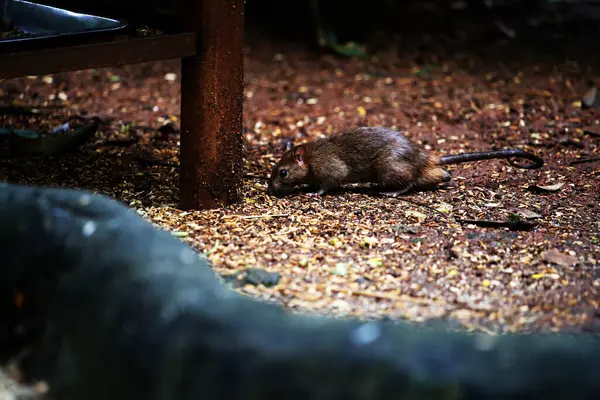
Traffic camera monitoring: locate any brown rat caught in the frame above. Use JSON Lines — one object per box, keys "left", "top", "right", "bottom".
{"left": 266, "top": 126, "right": 544, "bottom": 197}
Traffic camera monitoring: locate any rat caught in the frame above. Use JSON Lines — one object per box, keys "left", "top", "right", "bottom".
{"left": 266, "top": 126, "right": 544, "bottom": 197}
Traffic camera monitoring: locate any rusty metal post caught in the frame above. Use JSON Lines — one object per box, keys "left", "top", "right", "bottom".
{"left": 179, "top": 0, "right": 245, "bottom": 210}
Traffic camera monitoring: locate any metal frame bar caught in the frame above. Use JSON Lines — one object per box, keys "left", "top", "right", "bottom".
{"left": 0, "top": 0, "right": 245, "bottom": 210}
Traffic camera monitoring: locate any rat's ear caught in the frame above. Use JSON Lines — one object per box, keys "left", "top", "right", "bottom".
{"left": 294, "top": 145, "right": 307, "bottom": 167}
{"left": 283, "top": 140, "right": 293, "bottom": 152}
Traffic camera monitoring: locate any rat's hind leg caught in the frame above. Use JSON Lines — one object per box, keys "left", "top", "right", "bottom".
{"left": 415, "top": 165, "right": 452, "bottom": 189}
{"left": 375, "top": 163, "right": 416, "bottom": 197}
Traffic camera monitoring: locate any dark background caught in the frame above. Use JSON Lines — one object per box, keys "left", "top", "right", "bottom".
{"left": 31, "top": 0, "right": 600, "bottom": 40}
{"left": 31, "top": 0, "right": 600, "bottom": 67}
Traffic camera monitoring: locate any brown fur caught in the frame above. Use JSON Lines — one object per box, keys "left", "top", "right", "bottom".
{"left": 267, "top": 126, "right": 451, "bottom": 197}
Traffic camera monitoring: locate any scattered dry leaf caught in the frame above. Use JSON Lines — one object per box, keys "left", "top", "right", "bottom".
{"left": 533, "top": 182, "right": 565, "bottom": 192}
{"left": 541, "top": 248, "right": 579, "bottom": 267}
{"left": 518, "top": 209, "right": 542, "bottom": 219}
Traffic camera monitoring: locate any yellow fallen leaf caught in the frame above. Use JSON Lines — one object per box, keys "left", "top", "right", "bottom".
{"left": 430, "top": 265, "right": 443, "bottom": 274}
{"left": 361, "top": 236, "right": 378, "bottom": 248}
{"left": 357, "top": 106, "right": 367, "bottom": 116}
{"left": 367, "top": 257, "right": 383, "bottom": 267}
{"left": 206, "top": 239, "right": 220, "bottom": 255}
{"left": 447, "top": 269, "right": 458, "bottom": 278}
{"left": 332, "top": 263, "right": 349, "bottom": 276}
{"left": 329, "top": 237, "right": 342, "bottom": 247}
{"left": 520, "top": 255, "right": 533, "bottom": 265}
{"left": 482, "top": 279, "right": 491, "bottom": 287}
{"left": 405, "top": 210, "right": 427, "bottom": 223}
{"left": 434, "top": 202, "right": 453, "bottom": 214}
{"left": 298, "top": 258, "right": 309, "bottom": 267}
{"left": 531, "top": 273, "right": 545, "bottom": 279}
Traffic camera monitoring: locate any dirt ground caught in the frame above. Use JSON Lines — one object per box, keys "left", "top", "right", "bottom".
{"left": 1, "top": 15, "right": 599, "bottom": 339}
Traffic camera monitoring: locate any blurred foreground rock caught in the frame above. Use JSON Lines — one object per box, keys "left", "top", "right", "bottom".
{"left": 0, "top": 182, "right": 599, "bottom": 399}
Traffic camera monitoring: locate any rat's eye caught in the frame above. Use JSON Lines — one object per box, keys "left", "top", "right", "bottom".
{"left": 279, "top": 169, "right": 288, "bottom": 178}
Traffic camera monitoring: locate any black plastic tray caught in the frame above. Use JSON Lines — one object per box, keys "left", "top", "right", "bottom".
{"left": 1, "top": 0, "right": 128, "bottom": 51}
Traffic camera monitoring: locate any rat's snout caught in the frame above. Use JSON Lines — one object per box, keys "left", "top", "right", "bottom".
{"left": 266, "top": 180, "right": 291, "bottom": 197}
{"left": 266, "top": 179, "right": 280, "bottom": 196}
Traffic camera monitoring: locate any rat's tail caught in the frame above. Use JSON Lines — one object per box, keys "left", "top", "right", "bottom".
{"left": 439, "top": 149, "right": 544, "bottom": 169}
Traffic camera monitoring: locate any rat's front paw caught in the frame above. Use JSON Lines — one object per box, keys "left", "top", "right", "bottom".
{"left": 305, "top": 192, "right": 322, "bottom": 198}
{"left": 305, "top": 186, "right": 331, "bottom": 197}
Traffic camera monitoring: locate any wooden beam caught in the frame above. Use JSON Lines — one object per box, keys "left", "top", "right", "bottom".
{"left": 0, "top": 33, "right": 196, "bottom": 80}
{"left": 179, "top": 0, "right": 245, "bottom": 210}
